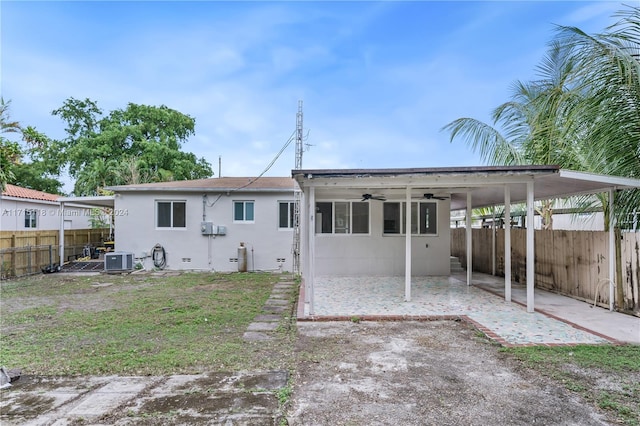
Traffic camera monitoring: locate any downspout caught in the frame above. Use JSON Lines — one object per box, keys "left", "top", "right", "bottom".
{"left": 203, "top": 195, "right": 212, "bottom": 269}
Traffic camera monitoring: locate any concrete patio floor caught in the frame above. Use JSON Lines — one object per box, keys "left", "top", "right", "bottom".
{"left": 298, "top": 272, "right": 639, "bottom": 346}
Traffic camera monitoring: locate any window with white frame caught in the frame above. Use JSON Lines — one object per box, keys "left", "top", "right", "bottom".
{"left": 156, "top": 201, "right": 186, "bottom": 228}
{"left": 315, "top": 201, "right": 369, "bottom": 234}
{"left": 24, "top": 209, "right": 37, "bottom": 228}
{"left": 234, "top": 201, "right": 254, "bottom": 222}
{"left": 383, "top": 202, "right": 437, "bottom": 235}
{"left": 279, "top": 201, "right": 295, "bottom": 229}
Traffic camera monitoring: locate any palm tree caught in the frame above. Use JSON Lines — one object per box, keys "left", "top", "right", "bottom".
{"left": 443, "top": 5, "right": 640, "bottom": 230}
{"left": 554, "top": 6, "right": 640, "bottom": 228}
{"left": 443, "top": 44, "right": 581, "bottom": 229}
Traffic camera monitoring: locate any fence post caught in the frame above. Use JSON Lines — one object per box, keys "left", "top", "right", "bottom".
{"left": 35, "top": 233, "right": 41, "bottom": 272}
{"left": 10, "top": 234, "right": 16, "bottom": 277}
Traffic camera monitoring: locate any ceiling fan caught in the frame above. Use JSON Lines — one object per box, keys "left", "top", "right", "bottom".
{"left": 361, "top": 193, "right": 386, "bottom": 201}
{"left": 423, "top": 193, "right": 449, "bottom": 200}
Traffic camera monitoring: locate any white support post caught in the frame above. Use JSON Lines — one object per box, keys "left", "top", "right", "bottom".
{"left": 492, "top": 206, "right": 496, "bottom": 276}
{"left": 526, "top": 181, "right": 535, "bottom": 313}
{"left": 301, "top": 190, "right": 309, "bottom": 304}
{"left": 308, "top": 187, "right": 316, "bottom": 315}
{"left": 405, "top": 186, "right": 412, "bottom": 301}
{"left": 466, "top": 192, "right": 472, "bottom": 286}
{"left": 59, "top": 202, "right": 65, "bottom": 268}
{"left": 504, "top": 186, "right": 512, "bottom": 302}
{"left": 608, "top": 188, "right": 615, "bottom": 312}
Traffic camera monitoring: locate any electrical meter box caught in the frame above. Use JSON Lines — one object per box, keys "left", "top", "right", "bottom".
{"left": 201, "top": 222, "right": 226, "bottom": 236}
{"left": 201, "top": 222, "right": 215, "bottom": 235}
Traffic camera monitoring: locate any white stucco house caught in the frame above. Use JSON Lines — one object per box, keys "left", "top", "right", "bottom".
{"left": 106, "top": 177, "right": 299, "bottom": 272}
{"left": 0, "top": 184, "right": 94, "bottom": 231}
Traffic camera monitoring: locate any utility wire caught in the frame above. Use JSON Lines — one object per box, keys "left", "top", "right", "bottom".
{"left": 235, "top": 129, "right": 297, "bottom": 191}
{"left": 205, "top": 129, "right": 297, "bottom": 207}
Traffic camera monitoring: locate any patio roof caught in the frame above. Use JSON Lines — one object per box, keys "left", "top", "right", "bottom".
{"left": 57, "top": 195, "right": 115, "bottom": 209}
{"left": 292, "top": 165, "right": 640, "bottom": 210}
{"left": 292, "top": 165, "right": 640, "bottom": 316}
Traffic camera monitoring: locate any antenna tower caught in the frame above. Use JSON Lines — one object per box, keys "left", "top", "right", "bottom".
{"left": 292, "top": 100, "right": 304, "bottom": 275}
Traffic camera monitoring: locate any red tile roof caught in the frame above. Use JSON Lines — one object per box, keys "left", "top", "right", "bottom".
{"left": 1, "top": 184, "right": 60, "bottom": 202}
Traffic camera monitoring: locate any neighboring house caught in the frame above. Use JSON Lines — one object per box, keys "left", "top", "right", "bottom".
{"left": 451, "top": 197, "right": 608, "bottom": 231}
{"left": 106, "top": 177, "right": 298, "bottom": 273}
{"left": 0, "top": 184, "right": 94, "bottom": 231}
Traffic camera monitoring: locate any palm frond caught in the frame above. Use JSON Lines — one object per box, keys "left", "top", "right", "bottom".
{"left": 442, "top": 117, "right": 524, "bottom": 165}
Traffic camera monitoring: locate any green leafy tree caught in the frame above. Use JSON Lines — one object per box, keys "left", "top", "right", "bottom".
{"left": 0, "top": 98, "right": 22, "bottom": 190}
{"left": 443, "top": 5, "right": 640, "bottom": 230}
{"left": 0, "top": 140, "right": 20, "bottom": 191}
{"left": 89, "top": 208, "right": 110, "bottom": 229}
{"left": 45, "top": 98, "right": 213, "bottom": 195}
{"left": 1, "top": 99, "right": 64, "bottom": 193}
{"left": 10, "top": 162, "right": 64, "bottom": 194}
{"left": 11, "top": 126, "right": 64, "bottom": 194}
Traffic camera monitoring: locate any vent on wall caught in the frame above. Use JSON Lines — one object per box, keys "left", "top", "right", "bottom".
{"left": 104, "top": 252, "right": 134, "bottom": 271}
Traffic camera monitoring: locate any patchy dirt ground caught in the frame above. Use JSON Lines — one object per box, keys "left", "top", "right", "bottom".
{"left": 288, "top": 320, "right": 610, "bottom": 426}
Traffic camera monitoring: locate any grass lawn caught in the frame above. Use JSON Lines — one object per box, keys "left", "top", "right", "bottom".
{"left": 503, "top": 345, "right": 640, "bottom": 426}
{"left": 0, "top": 271, "right": 298, "bottom": 376}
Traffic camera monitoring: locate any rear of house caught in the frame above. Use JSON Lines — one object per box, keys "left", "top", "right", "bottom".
{"left": 108, "top": 177, "right": 298, "bottom": 272}
{"left": 312, "top": 195, "right": 451, "bottom": 276}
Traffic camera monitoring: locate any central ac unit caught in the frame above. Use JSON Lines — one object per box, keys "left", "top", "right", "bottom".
{"left": 104, "top": 252, "right": 134, "bottom": 271}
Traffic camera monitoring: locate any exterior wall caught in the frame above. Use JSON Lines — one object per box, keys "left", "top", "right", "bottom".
{"left": 537, "top": 212, "right": 604, "bottom": 231}
{"left": 0, "top": 198, "right": 93, "bottom": 231}
{"left": 113, "top": 191, "right": 295, "bottom": 272}
{"left": 314, "top": 200, "right": 451, "bottom": 276}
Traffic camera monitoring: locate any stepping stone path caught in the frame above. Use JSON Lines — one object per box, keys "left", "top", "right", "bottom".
{"left": 243, "top": 278, "right": 298, "bottom": 341}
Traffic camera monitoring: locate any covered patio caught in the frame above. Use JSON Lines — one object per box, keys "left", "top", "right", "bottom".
{"left": 293, "top": 166, "right": 640, "bottom": 341}
{"left": 56, "top": 195, "right": 115, "bottom": 269}
{"left": 297, "top": 273, "right": 639, "bottom": 346}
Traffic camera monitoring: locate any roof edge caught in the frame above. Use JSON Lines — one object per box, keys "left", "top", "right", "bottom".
{"left": 292, "top": 165, "right": 560, "bottom": 178}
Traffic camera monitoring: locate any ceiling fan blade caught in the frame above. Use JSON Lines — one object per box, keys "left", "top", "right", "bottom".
{"left": 424, "top": 193, "right": 449, "bottom": 200}
{"left": 362, "top": 193, "right": 386, "bottom": 201}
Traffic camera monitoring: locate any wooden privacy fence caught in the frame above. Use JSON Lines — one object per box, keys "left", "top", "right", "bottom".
{"left": 451, "top": 228, "right": 640, "bottom": 315}
{"left": 0, "top": 229, "right": 110, "bottom": 279}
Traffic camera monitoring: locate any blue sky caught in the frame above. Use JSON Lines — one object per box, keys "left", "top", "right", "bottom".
{"left": 1, "top": 1, "right": 624, "bottom": 191}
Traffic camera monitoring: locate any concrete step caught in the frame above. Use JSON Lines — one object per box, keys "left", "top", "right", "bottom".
{"left": 450, "top": 256, "right": 464, "bottom": 272}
